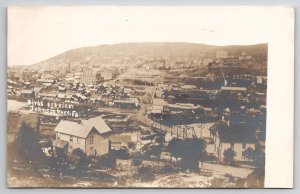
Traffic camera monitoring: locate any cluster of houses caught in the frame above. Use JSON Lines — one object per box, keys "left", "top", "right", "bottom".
{"left": 7, "top": 111, "right": 151, "bottom": 161}
{"left": 7, "top": 50, "right": 267, "bottom": 165}
{"left": 8, "top": 71, "right": 142, "bottom": 110}
{"left": 147, "top": 66, "right": 266, "bottom": 162}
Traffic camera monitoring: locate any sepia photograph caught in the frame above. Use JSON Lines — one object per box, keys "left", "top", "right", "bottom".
{"left": 6, "top": 6, "right": 294, "bottom": 188}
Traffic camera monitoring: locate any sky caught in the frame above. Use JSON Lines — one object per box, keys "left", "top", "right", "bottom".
{"left": 7, "top": 6, "right": 289, "bottom": 66}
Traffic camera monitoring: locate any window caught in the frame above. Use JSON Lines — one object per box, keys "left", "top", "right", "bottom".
{"left": 70, "top": 136, "right": 73, "bottom": 142}
{"left": 230, "top": 143, "right": 234, "bottom": 149}
{"left": 77, "top": 137, "right": 80, "bottom": 144}
{"left": 90, "top": 147, "right": 93, "bottom": 155}
{"left": 242, "top": 143, "right": 246, "bottom": 149}
{"left": 90, "top": 135, "right": 93, "bottom": 144}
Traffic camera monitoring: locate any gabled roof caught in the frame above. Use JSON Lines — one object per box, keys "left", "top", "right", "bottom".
{"left": 39, "top": 93, "right": 57, "bottom": 98}
{"left": 221, "top": 86, "right": 247, "bottom": 91}
{"left": 168, "top": 103, "right": 203, "bottom": 110}
{"left": 37, "top": 79, "right": 54, "bottom": 83}
{"left": 81, "top": 117, "right": 111, "bottom": 134}
{"left": 152, "top": 98, "right": 168, "bottom": 106}
{"left": 215, "top": 122, "right": 257, "bottom": 143}
{"left": 58, "top": 86, "right": 66, "bottom": 90}
{"left": 57, "top": 93, "right": 72, "bottom": 99}
{"left": 54, "top": 116, "right": 111, "bottom": 138}
{"left": 20, "top": 90, "right": 34, "bottom": 94}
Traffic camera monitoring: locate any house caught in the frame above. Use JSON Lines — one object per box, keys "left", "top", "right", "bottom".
{"left": 33, "top": 87, "right": 43, "bottom": 96}
{"left": 58, "top": 86, "right": 66, "bottom": 92}
{"left": 36, "top": 79, "right": 55, "bottom": 85}
{"left": 23, "top": 81, "right": 31, "bottom": 89}
{"left": 54, "top": 116, "right": 111, "bottom": 156}
{"left": 113, "top": 98, "right": 139, "bottom": 109}
{"left": 210, "top": 121, "right": 257, "bottom": 162}
{"left": 221, "top": 86, "right": 247, "bottom": 92}
{"left": 148, "top": 98, "right": 169, "bottom": 115}
{"left": 42, "top": 83, "right": 53, "bottom": 89}
{"left": 123, "top": 87, "right": 137, "bottom": 97}
{"left": 168, "top": 103, "right": 204, "bottom": 115}
{"left": 20, "top": 90, "right": 35, "bottom": 98}
{"left": 7, "top": 79, "right": 16, "bottom": 86}
{"left": 81, "top": 69, "right": 97, "bottom": 85}
{"left": 180, "top": 84, "right": 197, "bottom": 90}
{"left": 38, "top": 93, "right": 57, "bottom": 100}
{"left": 40, "top": 73, "right": 55, "bottom": 80}
{"left": 7, "top": 87, "right": 16, "bottom": 97}
{"left": 57, "top": 93, "right": 72, "bottom": 102}
{"left": 109, "top": 134, "right": 132, "bottom": 150}
{"left": 148, "top": 105, "right": 164, "bottom": 115}
{"left": 74, "top": 93, "right": 88, "bottom": 103}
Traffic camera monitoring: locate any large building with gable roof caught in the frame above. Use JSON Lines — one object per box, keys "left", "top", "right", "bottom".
{"left": 54, "top": 116, "right": 111, "bottom": 156}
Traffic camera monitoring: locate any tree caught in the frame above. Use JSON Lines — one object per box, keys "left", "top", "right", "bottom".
{"left": 246, "top": 151, "right": 265, "bottom": 188}
{"left": 71, "top": 148, "right": 88, "bottom": 171}
{"left": 151, "top": 143, "right": 163, "bottom": 159}
{"left": 223, "top": 148, "right": 236, "bottom": 164}
{"left": 167, "top": 137, "right": 206, "bottom": 172}
{"left": 253, "top": 150, "right": 265, "bottom": 170}
{"left": 96, "top": 153, "right": 116, "bottom": 170}
{"left": 15, "top": 122, "right": 42, "bottom": 161}
{"left": 143, "top": 142, "right": 163, "bottom": 160}
{"left": 243, "top": 147, "right": 255, "bottom": 160}
{"left": 96, "top": 72, "right": 103, "bottom": 84}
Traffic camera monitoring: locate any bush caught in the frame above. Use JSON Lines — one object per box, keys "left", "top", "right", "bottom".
{"left": 96, "top": 153, "right": 116, "bottom": 170}
{"left": 180, "top": 159, "right": 200, "bottom": 173}
{"left": 15, "top": 122, "right": 43, "bottom": 161}
{"left": 132, "top": 156, "right": 143, "bottom": 166}
{"left": 242, "top": 147, "right": 255, "bottom": 160}
{"left": 167, "top": 137, "right": 206, "bottom": 172}
{"left": 71, "top": 148, "right": 88, "bottom": 170}
{"left": 246, "top": 169, "right": 265, "bottom": 188}
{"left": 223, "top": 148, "right": 236, "bottom": 164}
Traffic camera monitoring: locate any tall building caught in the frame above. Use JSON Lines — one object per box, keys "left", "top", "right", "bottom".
{"left": 80, "top": 68, "right": 97, "bottom": 85}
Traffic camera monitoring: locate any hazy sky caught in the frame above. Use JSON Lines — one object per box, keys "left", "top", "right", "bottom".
{"left": 7, "top": 6, "right": 289, "bottom": 66}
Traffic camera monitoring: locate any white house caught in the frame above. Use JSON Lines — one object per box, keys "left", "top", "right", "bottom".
{"left": 210, "top": 122, "right": 256, "bottom": 161}
{"left": 54, "top": 116, "right": 111, "bottom": 156}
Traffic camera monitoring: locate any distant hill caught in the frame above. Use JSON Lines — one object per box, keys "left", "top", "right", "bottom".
{"left": 33, "top": 42, "right": 268, "bottom": 68}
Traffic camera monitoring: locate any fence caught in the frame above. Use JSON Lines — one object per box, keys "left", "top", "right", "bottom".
{"left": 146, "top": 117, "right": 199, "bottom": 139}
